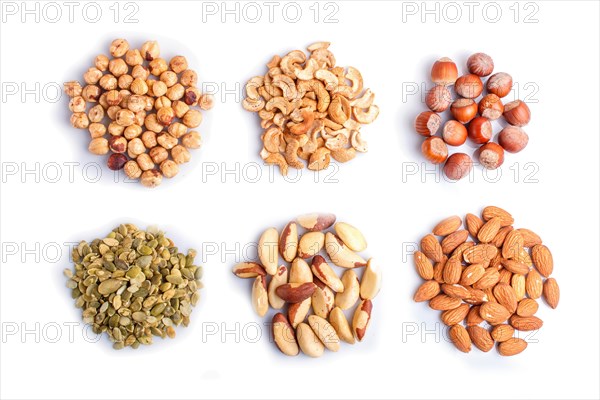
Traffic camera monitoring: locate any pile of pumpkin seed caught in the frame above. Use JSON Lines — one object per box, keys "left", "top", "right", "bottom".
{"left": 64, "top": 224, "right": 203, "bottom": 350}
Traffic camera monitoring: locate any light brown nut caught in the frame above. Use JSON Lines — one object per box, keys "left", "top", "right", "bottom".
{"left": 243, "top": 97, "right": 265, "bottom": 112}
{"left": 308, "top": 315, "right": 340, "bottom": 351}
{"left": 501, "top": 258, "right": 530, "bottom": 275}
{"left": 511, "top": 274, "right": 526, "bottom": 301}
{"left": 441, "top": 283, "right": 470, "bottom": 300}
{"left": 268, "top": 266, "right": 289, "bottom": 309}
{"left": 288, "top": 298, "right": 311, "bottom": 328}
{"left": 353, "top": 105, "right": 380, "bottom": 124}
{"left": 498, "top": 338, "right": 527, "bottom": 356}
{"left": 280, "top": 50, "right": 306, "bottom": 75}
{"left": 296, "top": 322, "right": 324, "bottom": 358}
{"left": 441, "top": 230, "right": 469, "bottom": 255}
{"left": 433, "top": 216, "right": 462, "bottom": 236}
{"left": 442, "top": 257, "right": 462, "bottom": 284}
{"left": 298, "top": 232, "right": 325, "bottom": 259}
{"left": 493, "top": 283, "right": 518, "bottom": 314}
{"left": 463, "top": 244, "right": 498, "bottom": 264}
{"left": 543, "top": 278, "right": 560, "bottom": 309}
{"left": 295, "top": 58, "right": 319, "bottom": 80}
{"left": 325, "top": 232, "right": 367, "bottom": 269}
{"left": 441, "top": 304, "right": 470, "bottom": 326}
{"left": 466, "top": 305, "right": 485, "bottom": 326}
{"left": 276, "top": 282, "right": 316, "bottom": 303}
{"left": 297, "top": 213, "right": 336, "bottom": 232}
{"left": 482, "top": 206, "right": 514, "bottom": 226}
{"left": 502, "top": 230, "right": 524, "bottom": 259}
{"left": 271, "top": 74, "right": 298, "bottom": 100}
{"left": 232, "top": 262, "right": 266, "bottom": 278}
{"left": 360, "top": 258, "right": 382, "bottom": 300}
{"left": 449, "top": 325, "right": 471, "bottom": 353}
{"left": 289, "top": 258, "right": 313, "bottom": 283}
{"left": 421, "top": 234, "right": 444, "bottom": 263}
{"left": 279, "top": 222, "right": 298, "bottom": 263}
{"left": 525, "top": 269, "right": 543, "bottom": 299}
{"left": 328, "top": 95, "right": 351, "bottom": 125}
{"left": 263, "top": 126, "right": 283, "bottom": 153}
{"left": 531, "top": 244, "right": 553, "bottom": 277}
{"left": 346, "top": 66, "right": 364, "bottom": 97}
{"left": 467, "top": 326, "right": 494, "bottom": 352}
{"left": 258, "top": 227, "right": 279, "bottom": 275}
{"left": 284, "top": 139, "right": 305, "bottom": 169}
{"left": 472, "top": 268, "right": 500, "bottom": 290}
{"left": 465, "top": 213, "right": 484, "bottom": 238}
{"left": 517, "top": 228, "right": 543, "bottom": 247}
{"left": 477, "top": 217, "right": 502, "bottom": 243}
{"left": 311, "top": 255, "right": 344, "bottom": 292}
{"left": 251, "top": 276, "right": 268, "bottom": 317}
{"left": 465, "top": 288, "right": 489, "bottom": 305}
{"left": 516, "top": 298, "right": 539, "bottom": 317}
{"left": 492, "top": 226, "right": 514, "bottom": 248}
{"left": 413, "top": 280, "right": 440, "bottom": 302}
{"left": 334, "top": 222, "right": 367, "bottom": 252}
{"left": 245, "top": 76, "right": 264, "bottom": 100}
{"left": 352, "top": 299, "right": 372, "bottom": 342}
{"left": 350, "top": 130, "right": 368, "bottom": 153}
{"left": 429, "top": 294, "right": 462, "bottom": 311}
{"left": 308, "top": 147, "right": 331, "bottom": 171}
{"left": 479, "top": 302, "right": 511, "bottom": 325}
{"left": 273, "top": 313, "right": 299, "bottom": 356}
{"left": 414, "top": 251, "right": 434, "bottom": 280}
{"left": 334, "top": 270, "right": 360, "bottom": 310}
{"left": 264, "top": 152, "right": 288, "bottom": 176}
{"left": 331, "top": 147, "right": 356, "bottom": 163}
{"left": 329, "top": 307, "right": 355, "bottom": 344}
{"left": 459, "top": 263, "right": 485, "bottom": 287}
{"left": 432, "top": 257, "right": 447, "bottom": 284}
{"left": 289, "top": 110, "right": 315, "bottom": 135}
{"left": 312, "top": 279, "right": 334, "bottom": 319}
{"left": 491, "top": 324, "right": 515, "bottom": 342}
{"left": 510, "top": 315, "right": 543, "bottom": 331}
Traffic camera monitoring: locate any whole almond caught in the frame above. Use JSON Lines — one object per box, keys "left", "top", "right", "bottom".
{"left": 414, "top": 280, "right": 440, "bottom": 302}
{"left": 329, "top": 306, "right": 355, "bottom": 344}
{"left": 516, "top": 298, "right": 539, "bottom": 317}
{"left": 511, "top": 274, "right": 526, "bottom": 300}
{"left": 420, "top": 234, "right": 444, "bottom": 262}
{"left": 449, "top": 325, "right": 471, "bottom": 353}
{"left": 258, "top": 227, "right": 279, "bottom": 275}
{"left": 429, "top": 294, "right": 462, "bottom": 311}
{"left": 311, "top": 255, "right": 344, "bottom": 292}
{"left": 296, "top": 322, "right": 324, "bottom": 358}
{"left": 477, "top": 217, "right": 502, "bottom": 243}
{"left": 510, "top": 315, "right": 543, "bottom": 331}
{"left": 273, "top": 313, "right": 299, "bottom": 356}
{"left": 276, "top": 282, "right": 316, "bottom": 303}
{"left": 352, "top": 299, "right": 373, "bottom": 342}
{"left": 465, "top": 213, "right": 484, "bottom": 238}
{"left": 433, "top": 215, "right": 462, "bottom": 236}
{"left": 467, "top": 325, "right": 494, "bottom": 352}
{"left": 525, "top": 269, "right": 543, "bottom": 299}
{"left": 466, "top": 305, "right": 484, "bottom": 326}
{"left": 442, "top": 256, "right": 463, "bottom": 284}
{"left": 288, "top": 297, "right": 311, "bottom": 328}
{"left": 489, "top": 251, "right": 503, "bottom": 270}
{"left": 460, "top": 263, "right": 485, "bottom": 286}
{"left": 479, "top": 302, "right": 511, "bottom": 325}
{"left": 472, "top": 268, "right": 500, "bottom": 290}
{"left": 498, "top": 268, "right": 513, "bottom": 285}
{"left": 493, "top": 283, "right": 518, "bottom": 313}
{"left": 267, "top": 265, "right": 288, "bottom": 309}
{"left": 492, "top": 226, "right": 514, "bottom": 248}
{"left": 312, "top": 280, "right": 334, "bottom": 319}
{"left": 441, "top": 283, "right": 471, "bottom": 299}
{"left": 501, "top": 229, "right": 523, "bottom": 259}
{"left": 515, "top": 248, "right": 533, "bottom": 267}
{"left": 498, "top": 337, "right": 527, "bottom": 356}
{"left": 543, "top": 277, "right": 560, "bottom": 309}
{"left": 517, "top": 228, "right": 542, "bottom": 247}
{"left": 433, "top": 256, "right": 448, "bottom": 283}
{"left": 501, "top": 258, "right": 530, "bottom": 275}
{"left": 297, "top": 213, "right": 336, "bottom": 232}
{"left": 441, "top": 304, "right": 470, "bottom": 326}
{"left": 491, "top": 324, "right": 514, "bottom": 342}
{"left": 441, "top": 230, "right": 469, "bottom": 255}
{"left": 483, "top": 287, "right": 497, "bottom": 303}
{"left": 279, "top": 222, "right": 298, "bottom": 263}
{"left": 451, "top": 241, "right": 475, "bottom": 260}
{"left": 232, "top": 262, "right": 266, "bottom": 278}
{"left": 289, "top": 257, "right": 313, "bottom": 283}
{"left": 360, "top": 258, "right": 382, "bottom": 300}
{"left": 298, "top": 231, "right": 325, "bottom": 259}
{"left": 482, "top": 206, "right": 514, "bottom": 226}
{"left": 463, "top": 244, "right": 498, "bottom": 264}
{"left": 251, "top": 276, "right": 268, "bottom": 317}
{"left": 414, "top": 251, "right": 434, "bottom": 280}
{"left": 465, "top": 288, "right": 488, "bottom": 305}
{"left": 531, "top": 244, "right": 553, "bottom": 277}
{"left": 334, "top": 222, "right": 367, "bottom": 252}
{"left": 335, "top": 269, "right": 360, "bottom": 309}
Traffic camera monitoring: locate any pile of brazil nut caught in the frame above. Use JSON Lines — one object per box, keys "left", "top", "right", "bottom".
{"left": 243, "top": 42, "right": 380, "bottom": 175}
{"left": 64, "top": 224, "right": 203, "bottom": 349}
{"left": 413, "top": 206, "right": 559, "bottom": 356}
{"left": 233, "top": 213, "right": 382, "bottom": 357}
{"left": 64, "top": 39, "right": 213, "bottom": 187}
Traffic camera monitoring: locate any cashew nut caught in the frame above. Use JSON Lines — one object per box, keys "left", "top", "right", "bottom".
{"left": 353, "top": 105, "right": 380, "bottom": 124}
{"left": 296, "top": 80, "right": 331, "bottom": 113}
{"left": 258, "top": 109, "right": 275, "bottom": 120}
{"left": 289, "top": 108, "right": 303, "bottom": 123}
{"left": 325, "top": 132, "right": 349, "bottom": 151}
{"left": 265, "top": 152, "right": 288, "bottom": 176}
{"left": 260, "top": 118, "right": 273, "bottom": 129}
{"left": 310, "top": 48, "right": 336, "bottom": 69}
{"left": 350, "top": 130, "right": 368, "bottom": 153}
{"left": 260, "top": 148, "right": 270, "bottom": 160}
{"left": 350, "top": 88, "right": 374, "bottom": 108}
{"left": 245, "top": 76, "right": 264, "bottom": 100}
{"left": 290, "top": 110, "right": 315, "bottom": 135}
{"left": 343, "top": 118, "right": 361, "bottom": 131}
{"left": 332, "top": 84, "right": 354, "bottom": 98}
{"left": 308, "top": 147, "right": 331, "bottom": 171}
{"left": 346, "top": 67, "right": 364, "bottom": 98}
{"left": 322, "top": 128, "right": 349, "bottom": 141}
{"left": 266, "top": 55, "right": 281, "bottom": 69}
{"left": 268, "top": 67, "right": 283, "bottom": 77}
{"left": 331, "top": 147, "right": 356, "bottom": 163}
{"left": 243, "top": 97, "right": 265, "bottom": 112}
{"left": 266, "top": 96, "right": 291, "bottom": 115}
{"left": 301, "top": 97, "right": 317, "bottom": 110}
{"left": 263, "top": 127, "right": 283, "bottom": 153}
{"left": 258, "top": 86, "right": 273, "bottom": 102}
{"left": 323, "top": 118, "right": 343, "bottom": 131}
{"left": 271, "top": 74, "right": 298, "bottom": 101}
{"left": 284, "top": 132, "right": 308, "bottom": 147}
{"left": 273, "top": 112, "right": 286, "bottom": 128}
{"left": 315, "top": 69, "right": 339, "bottom": 91}
{"left": 328, "top": 95, "right": 351, "bottom": 125}
{"left": 280, "top": 50, "right": 306, "bottom": 76}
{"left": 298, "top": 120, "right": 324, "bottom": 158}
{"left": 295, "top": 58, "right": 319, "bottom": 81}
{"left": 284, "top": 139, "right": 305, "bottom": 169}
{"left": 307, "top": 42, "right": 331, "bottom": 52}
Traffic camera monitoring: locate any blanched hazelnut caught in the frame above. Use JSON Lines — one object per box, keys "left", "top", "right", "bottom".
{"left": 107, "top": 153, "right": 128, "bottom": 170}
{"left": 149, "top": 58, "right": 168, "bottom": 76}
{"left": 70, "top": 112, "right": 89, "bottom": 129}
{"left": 154, "top": 96, "right": 171, "bottom": 109}
{"left": 118, "top": 74, "right": 133, "bottom": 90}
{"left": 107, "top": 106, "right": 121, "bottom": 120}
{"left": 127, "top": 95, "right": 146, "bottom": 112}
{"left": 182, "top": 109, "right": 202, "bottom": 128}
{"left": 498, "top": 126, "right": 529, "bottom": 153}
{"left": 134, "top": 110, "right": 146, "bottom": 126}
{"left": 69, "top": 96, "right": 86, "bottom": 113}
{"left": 64, "top": 81, "right": 83, "bottom": 97}
{"left": 169, "top": 56, "right": 188, "bottom": 74}
{"left": 109, "top": 58, "right": 128, "bottom": 77}
{"left": 156, "top": 133, "right": 178, "bottom": 150}
{"left": 116, "top": 109, "right": 135, "bottom": 126}
{"left": 99, "top": 74, "right": 118, "bottom": 90}
{"left": 106, "top": 90, "right": 122, "bottom": 106}
{"left": 124, "top": 160, "right": 142, "bottom": 179}
{"left": 131, "top": 65, "right": 149, "bottom": 80}
{"left": 467, "top": 53, "right": 494, "bottom": 77}
{"left": 157, "top": 107, "right": 175, "bottom": 125}
{"left": 130, "top": 78, "right": 149, "bottom": 95}
{"left": 143, "top": 96, "right": 154, "bottom": 111}
{"left": 83, "top": 67, "right": 103, "bottom": 85}
{"left": 160, "top": 160, "right": 179, "bottom": 178}
{"left": 168, "top": 122, "right": 187, "bottom": 139}
{"left": 140, "top": 41, "right": 160, "bottom": 61}
{"left": 479, "top": 142, "right": 505, "bottom": 170}
{"left": 149, "top": 146, "right": 169, "bottom": 164}
{"left": 487, "top": 72, "right": 513, "bottom": 98}
{"left": 140, "top": 169, "right": 163, "bottom": 188}
{"left": 141, "top": 131, "right": 157, "bottom": 148}
{"left": 110, "top": 39, "right": 130, "bottom": 57}
{"left": 108, "top": 122, "right": 125, "bottom": 136}
{"left": 425, "top": 85, "right": 452, "bottom": 112}
{"left": 421, "top": 136, "right": 448, "bottom": 164}
{"left": 82, "top": 85, "right": 101, "bottom": 102}
{"left": 181, "top": 131, "right": 202, "bottom": 149}
{"left": 124, "top": 124, "right": 142, "bottom": 140}
{"left": 136, "top": 153, "right": 155, "bottom": 171}
{"left": 152, "top": 81, "right": 168, "bottom": 97}
{"left": 144, "top": 113, "right": 163, "bottom": 133}
{"left": 199, "top": 94, "right": 214, "bottom": 111}
{"left": 443, "top": 153, "right": 473, "bottom": 181}
{"left": 108, "top": 136, "right": 128, "bottom": 153}
{"left": 88, "top": 105, "right": 104, "bottom": 123}
{"left": 180, "top": 69, "right": 198, "bottom": 87}
{"left": 94, "top": 55, "right": 109, "bottom": 71}
{"left": 171, "top": 145, "right": 191, "bottom": 164}
{"left": 88, "top": 137, "right": 109, "bottom": 155}
{"left": 98, "top": 92, "right": 109, "bottom": 109}
{"left": 88, "top": 122, "right": 106, "bottom": 138}
{"left": 160, "top": 70, "right": 178, "bottom": 87}
{"left": 125, "top": 49, "right": 143, "bottom": 66}
{"left": 172, "top": 101, "right": 190, "bottom": 118}
{"left": 128, "top": 137, "right": 146, "bottom": 156}
{"left": 166, "top": 83, "right": 185, "bottom": 101}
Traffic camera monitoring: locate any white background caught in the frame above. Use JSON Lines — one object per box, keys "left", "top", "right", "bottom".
{"left": 1, "top": 1, "right": 599, "bottom": 399}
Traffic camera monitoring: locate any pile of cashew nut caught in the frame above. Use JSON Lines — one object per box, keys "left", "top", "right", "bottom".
{"left": 243, "top": 42, "right": 380, "bottom": 175}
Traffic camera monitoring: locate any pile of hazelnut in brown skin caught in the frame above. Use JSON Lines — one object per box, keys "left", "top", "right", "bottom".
{"left": 64, "top": 39, "right": 213, "bottom": 188}
{"left": 415, "top": 53, "right": 531, "bottom": 181}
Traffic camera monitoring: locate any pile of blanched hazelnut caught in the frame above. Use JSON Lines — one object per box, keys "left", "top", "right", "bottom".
{"left": 64, "top": 39, "right": 213, "bottom": 187}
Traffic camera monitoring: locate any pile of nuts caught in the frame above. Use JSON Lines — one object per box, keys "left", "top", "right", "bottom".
{"left": 233, "top": 214, "right": 382, "bottom": 357}
{"left": 64, "top": 224, "right": 203, "bottom": 349}
{"left": 413, "top": 206, "right": 559, "bottom": 356}
{"left": 243, "top": 42, "right": 380, "bottom": 175}
{"left": 64, "top": 39, "right": 214, "bottom": 187}
{"left": 415, "top": 53, "right": 531, "bottom": 180}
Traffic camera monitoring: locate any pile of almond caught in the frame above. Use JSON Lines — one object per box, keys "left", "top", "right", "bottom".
{"left": 243, "top": 42, "right": 380, "bottom": 175}
{"left": 413, "top": 206, "right": 559, "bottom": 356}
{"left": 233, "top": 214, "right": 381, "bottom": 357}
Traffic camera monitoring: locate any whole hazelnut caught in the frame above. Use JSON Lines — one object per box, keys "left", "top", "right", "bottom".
{"left": 172, "top": 101, "right": 190, "bottom": 118}
{"left": 454, "top": 74, "right": 483, "bottom": 99}
{"left": 166, "top": 83, "right": 185, "bottom": 101}
{"left": 115, "top": 109, "right": 136, "bottom": 126}
{"left": 143, "top": 96, "right": 154, "bottom": 111}
{"left": 109, "top": 58, "right": 128, "bottom": 77}
{"left": 88, "top": 122, "right": 107, "bottom": 138}
{"left": 180, "top": 69, "right": 198, "bottom": 87}
{"left": 141, "top": 130, "right": 157, "bottom": 148}
{"left": 118, "top": 74, "right": 133, "bottom": 90}
{"left": 88, "top": 104, "right": 104, "bottom": 122}
{"left": 157, "top": 107, "right": 175, "bottom": 125}
{"left": 127, "top": 138, "right": 146, "bottom": 156}
{"left": 479, "top": 142, "right": 505, "bottom": 170}
{"left": 95, "top": 55, "right": 109, "bottom": 71}
{"left": 160, "top": 160, "right": 180, "bottom": 178}
{"left": 169, "top": 56, "right": 188, "bottom": 74}
{"left": 69, "top": 96, "right": 86, "bottom": 113}
{"left": 450, "top": 98, "right": 478, "bottom": 124}
{"left": 83, "top": 67, "right": 103, "bottom": 85}
{"left": 503, "top": 100, "right": 531, "bottom": 127}
{"left": 124, "top": 124, "right": 143, "bottom": 140}
{"left": 425, "top": 85, "right": 452, "bottom": 112}
{"left": 140, "top": 40, "right": 160, "bottom": 61}
{"left": 107, "top": 153, "right": 128, "bottom": 170}
{"left": 82, "top": 85, "right": 101, "bottom": 102}
{"left": 443, "top": 153, "right": 473, "bottom": 181}
{"left": 107, "top": 106, "right": 122, "bottom": 121}
{"left": 130, "top": 78, "right": 149, "bottom": 95}
{"left": 168, "top": 122, "right": 187, "bottom": 139}
{"left": 478, "top": 94, "right": 504, "bottom": 120}
{"left": 108, "top": 122, "right": 125, "bottom": 136}
{"left": 431, "top": 57, "right": 458, "bottom": 86}
{"left": 468, "top": 117, "right": 493, "bottom": 144}
{"left": 154, "top": 96, "right": 172, "bottom": 110}
{"left": 88, "top": 137, "right": 109, "bottom": 155}
{"left": 106, "top": 90, "right": 123, "bottom": 107}
{"left": 184, "top": 87, "right": 200, "bottom": 106}
{"left": 149, "top": 146, "right": 169, "bottom": 164}
{"left": 124, "top": 160, "right": 142, "bottom": 179}
{"left": 182, "top": 109, "right": 203, "bottom": 128}
{"left": 171, "top": 145, "right": 191, "bottom": 164}
{"left": 134, "top": 110, "right": 146, "bottom": 126}
{"left": 487, "top": 72, "right": 513, "bottom": 98}
{"left": 498, "top": 126, "right": 529, "bottom": 153}
{"left": 160, "top": 71, "right": 178, "bottom": 87}
{"left": 156, "top": 133, "right": 178, "bottom": 150}
{"left": 442, "top": 120, "right": 467, "bottom": 146}
{"left": 152, "top": 81, "right": 168, "bottom": 97}
{"left": 70, "top": 112, "right": 89, "bottom": 129}
{"left": 414, "top": 111, "right": 441, "bottom": 137}
{"left": 108, "top": 136, "right": 128, "bottom": 153}
{"left": 125, "top": 49, "right": 143, "bottom": 66}
{"left": 199, "top": 94, "right": 215, "bottom": 111}
{"left": 136, "top": 153, "right": 155, "bottom": 171}
{"left": 149, "top": 58, "right": 168, "bottom": 76}
{"left": 131, "top": 65, "right": 150, "bottom": 80}
{"left": 64, "top": 81, "right": 83, "bottom": 97}
{"left": 140, "top": 169, "right": 163, "bottom": 188}
{"left": 181, "top": 131, "right": 202, "bottom": 149}
{"left": 98, "top": 92, "right": 109, "bottom": 109}
{"left": 144, "top": 114, "right": 163, "bottom": 133}
{"left": 110, "top": 39, "right": 130, "bottom": 58}
{"left": 127, "top": 95, "right": 146, "bottom": 112}
{"left": 467, "top": 53, "right": 494, "bottom": 77}
{"left": 421, "top": 136, "right": 448, "bottom": 164}
{"left": 99, "top": 74, "right": 118, "bottom": 90}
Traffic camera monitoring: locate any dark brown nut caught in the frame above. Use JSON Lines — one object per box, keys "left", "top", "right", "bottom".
{"left": 487, "top": 72, "right": 513, "bottom": 98}
{"left": 455, "top": 74, "right": 483, "bottom": 98}
{"left": 108, "top": 136, "right": 127, "bottom": 153}
{"left": 275, "top": 283, "right": 316, "bottom": 303}
{"left": 503, "top": 100, "right": 531, "bottom": 127}
{"left": 468, "top": 117, "right": 492, "bottom": 144}
{"left": 478, "top": 94, "right": 504, "bottom": 120}
{"left": 498, "top": 126, "right": 529, "bottom": 153}
{"left": 467, "top": 53, "right": 494, "bottom": 77}
{"left": 443, "top": 153, "right": 473, "bottom": 181}
{"left": 415, "top": 111, "right": 441, "bottom": 137}
{"left": 425, "top": 85, "right": 452, "bottom": 112}
{"left": 107, "top": 153, "right": 128, "bottom": 170}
